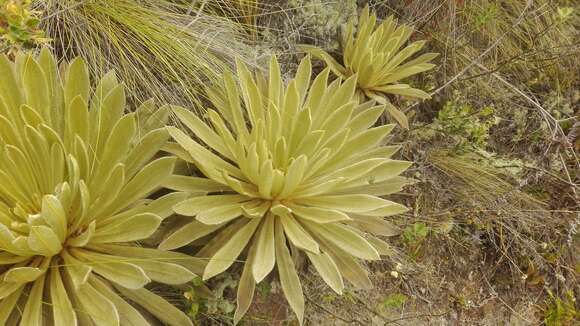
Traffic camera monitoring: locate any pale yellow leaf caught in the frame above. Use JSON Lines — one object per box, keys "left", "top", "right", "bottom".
{"left": 306, "top": 251, "right": 344, "bottom": 294}
{"left": 50, "top": 266, "right": 77, "bottom": 326}
{"left": 19, "top": 274, "right": 46, "bottom": 326}
{"left": 275, "top": 219, "right": 304, "bottom": 325}
{"left": 251, "top": 214, "right": 275, "bottom": 282}
{"left": 203, "top": 218, "right": 260, "bottom": 280}
{"left": 115, "top": 287, "right": 193, "bottom": 326}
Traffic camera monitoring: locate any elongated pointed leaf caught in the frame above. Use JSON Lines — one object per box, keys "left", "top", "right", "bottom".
{"left": 135, "top": 260, "right": 195, "bottom": 284}
{"left": 50, "top": 268, "right": 77, "bottom": 326}
{"left": 76, "top": 281, "right": 120, "bottom": 326}
{"left": 89, "top": 276, "right": 150, "bottom": 326}
{"left": 290, "top": 205, "right": 350, "bottom": 224}
{"left": 173, "top": 106, "right": 233, "bottom": 160}
{"left": 203, "top": 218, "right": 260, "bottom": 280}
{"left": 296, "top": 194, "right": 394, "bottom": 214}
{"left": 322, "top": 242, "right": 372, "bottom": 289}
{"left": 280, "top": 216, "right": 320, "bottom": 254}
{"left": 94, "top": 243, "right": 205, "bottom": 276}
{"left": 174, "top": 195, "right": 247, "bottom": 216}
{"left": 115, "top": 287, "right": 193, "bottom": 326}
{"left": 275, "top": 219, "right": 304, "bottom": 325}
{"left": 19, "top": 275, "right": 46, "bottom": 326}
{"left": 159, "top": 221, "right": 223, "bottom": 250}
{"left": 72, "top": 250, "right": 150, "bottom": 289}
{"left": 107, "top": 157, "right": 176, "bottom": 215}
{"left": 252, "top": 214, "right": 275, "bottom": 282}
{"left": 306, "top": 251, "right": 344, "bottom": 294}
{"left": 304, "top": 222, "right": 379, "bottom": 260}
{"left": 0, "top": 285, "right": 23, "bottom": 324}
{"left": 92, "top": 213, "right": 162, "bottom": 243}
{"left": 234, "top": 241, "right": 257, "bottom": 325}
{"left": 3, "top": 267, "right": 44, "bottom": 283}
{"left": 41, "top": 195, "right": 67, "bottom": 242}
{"left": 196, "top": 204, "right": 243, "bottom": 225}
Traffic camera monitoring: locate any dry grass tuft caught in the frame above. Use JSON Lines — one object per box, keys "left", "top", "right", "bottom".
{"left": 35, "top": 0, "right": 261, "bottom": 110}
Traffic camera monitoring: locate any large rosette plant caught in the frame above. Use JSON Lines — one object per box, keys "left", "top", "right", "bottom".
{"left": 162, "top": 55, "right": 413, "bottom": 324}
{"left": 0, "top": 49, "right": 199, "bottom": 326}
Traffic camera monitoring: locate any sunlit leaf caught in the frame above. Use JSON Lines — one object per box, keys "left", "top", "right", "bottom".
{"left": 0, "top": 50, "right": 190, "bottom": 325}
{"left": 301, "top": 5, "right": 437, "bottom": 103}
{"left": 169, "top": 54, "right": 411, "bottom": 324}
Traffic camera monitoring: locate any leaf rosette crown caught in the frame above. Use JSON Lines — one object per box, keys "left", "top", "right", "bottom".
{"left": 0, "top": 49, "right": 199, "bottom": 326}
{"left": 163, "top": 55, "right": 413, "bottom": 324}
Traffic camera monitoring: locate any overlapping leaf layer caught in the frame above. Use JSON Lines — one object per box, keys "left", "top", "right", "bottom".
{"left": 302, "top": 5, "right": 438, "bottom": 102}
{"left": 164, "top": 55, "right": 413, "bottom": 324}
{"left": 0, "top": 49, "right": 198, "bottom": 326}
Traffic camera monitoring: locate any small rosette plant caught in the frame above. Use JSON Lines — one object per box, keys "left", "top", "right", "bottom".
{"left": 0, "top": 49, "right": 199, "bottom": 326}
{"left": 162, "top": 55, "right": 413, "bottom": 324}
{"left": 301, "top": 5, "right": 438, "bottom": 103}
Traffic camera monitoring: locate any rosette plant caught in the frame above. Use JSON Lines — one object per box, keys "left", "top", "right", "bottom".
{"left": 161, "top": 55, "right": 413, "bottom": 324}
{"left": 301, "top": 5, "right": 438, "bottom": 103}
{"left": 0, "top": 49, "right": 199, "bottom": 326}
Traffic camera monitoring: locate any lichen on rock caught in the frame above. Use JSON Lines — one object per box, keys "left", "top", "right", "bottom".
{"left": 287, "top": 0, "right": 357, "bottom": 50}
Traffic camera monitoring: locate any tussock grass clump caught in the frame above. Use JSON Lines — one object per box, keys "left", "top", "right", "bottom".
{"left": 0, "top": 49, "right": 200, "bottom": 326}
{"left": 426, "top": 151, "right": 567, "bottom": 269}
{"left": 428, "top": 151, "right": 543, "bottom": 207}
{"left": 35, "top": 0, "right": 259, "bottom": 109}
{"left": 458, "top": 0, "right": 579, "bottom": 89}
{"left": 204, "top": 0, "right": 263, "bottom": 39}
{"left": 389, "top": 0, "right": 579, "bottom": 90}
{"left": 161, "top": 56, "right": 414, "bottom": 324}
{"left": 172, "top": 0, "right": 262, "bottom": 37}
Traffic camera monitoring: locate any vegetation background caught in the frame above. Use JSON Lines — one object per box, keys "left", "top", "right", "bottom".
{"left": 1, "top": 0, "right": 578, "bottom": 325}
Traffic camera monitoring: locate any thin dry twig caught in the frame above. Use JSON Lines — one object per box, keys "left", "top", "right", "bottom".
{"left": 305, "top": 295, "right": 367, "bottom": 326}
